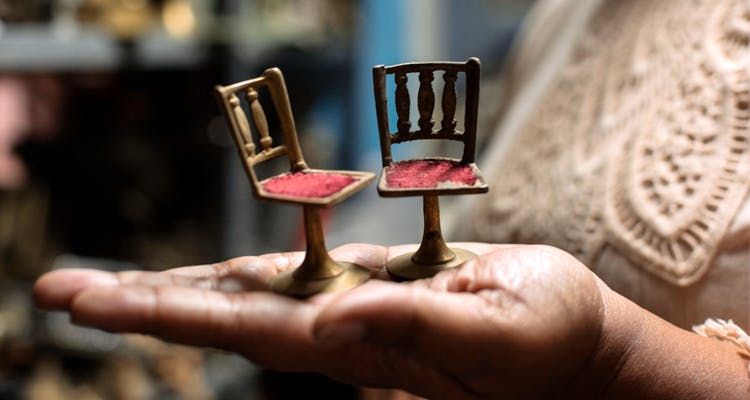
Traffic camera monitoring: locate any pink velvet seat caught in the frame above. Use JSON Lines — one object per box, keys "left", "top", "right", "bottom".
{"left": 260, "top": 170, "right": 371, "bottom": 204}
{"left": 383, "top": 159, "right": 479, "bottom": 189}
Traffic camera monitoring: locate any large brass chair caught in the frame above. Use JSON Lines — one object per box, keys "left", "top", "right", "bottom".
{"left": 372, "top": 58, "right": 488, "bottom": 280}
{"left": 215, "top": 68, "right": 374, "bottom": 296}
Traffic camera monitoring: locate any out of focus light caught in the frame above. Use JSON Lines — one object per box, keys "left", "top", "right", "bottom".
{"left": 99, "top": 0, "right": 156, "bottom": 39}
{"left": 163, "top": 0, "right": 195, "bottom": 39}
{"left": 122, "top": 0, "right": 149, "bottom": 10}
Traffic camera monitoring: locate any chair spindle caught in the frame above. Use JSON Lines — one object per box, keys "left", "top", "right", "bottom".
{"left": 395, "top": 72, "right": 411, "bottom": 135}
{"left": 440, "top": 70, "right": 458, "bottom": 133}
{"left": 230, "top": 94, "right": 256, "bottom": 157}
{"left": 246, "top": 88, "right": 273, "bottom": 152}
{"left": 418, "top": 71, "right": 435, "bottom": 134}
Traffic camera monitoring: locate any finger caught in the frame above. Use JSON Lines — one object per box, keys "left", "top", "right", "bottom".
{"left": 313, "top": 245, "right": 532, "bottom": 366}
{"left": 312, "top": 279, "right": 500, "bottom": 398}
{"left": 34, "top": 243, "right": 395, "bottom": 312}
{"left": 447, "top": 242, "right": 518, "bottom": 256}
{"left": 68, "top": 284, "right": 327, "bottom": 371}
{"left": 329, "top": 243, "right": 388, "bottom": 271}
{"left": 315, "top": 245, "right": 604, "bottom": 395}
{"left": 313, "top": 280, "right": 498, "bottom": 368}
{"left": 33, "top": 256, "right": 274, "bottom": 312}
{"left": 313, "top": 242, "right": 516, "bottom": 341}
{"left": 35, "top": 242, "right": 510, "bottom": 312}
{"left": 169, "top": 243, "right": 389, "bottom": 280}
{"left": 34, "top": 269, "right": 119, "bottom": 310}
{"left": 161, "top": 254, "right": 290, "bottom": 291}
{"left": 382, "top": 242, "right": 518, "bottom": 284}
{"left": 385, "top": 242, "right": 515, "bottom": 264}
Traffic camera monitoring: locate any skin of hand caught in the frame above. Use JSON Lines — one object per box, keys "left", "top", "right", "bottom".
{"left": 33, "top": 243, "right": 750, "bottom": 399}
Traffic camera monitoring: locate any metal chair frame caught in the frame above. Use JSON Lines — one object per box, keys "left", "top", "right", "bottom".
{"left": 372, "top": 58, "right": 488, "bottom": 280}
{"left": 215, "top": 68, "right": 373, "bottom": 296}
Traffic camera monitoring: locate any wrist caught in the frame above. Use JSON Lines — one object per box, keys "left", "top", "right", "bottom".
{"left": 561, "top": 277, "right": 646, "bottom": 399}
{"left": 576, "top": 279, "right": 750, "bottom": 399}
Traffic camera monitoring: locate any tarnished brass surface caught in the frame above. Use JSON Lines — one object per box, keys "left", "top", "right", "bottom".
{"left": 270, "top": 206, "right": 371, "bottom": 297}
{"left": 214, "top": 69, "right": 373, "bottom": 297}
{"left": 373, "top": 58, "right": 482, "bottom": 168}
{"left": 386, "top": 196, "right": 477, "bottom": 280}
{"left": 214, "top": 67, "right": 374, "bottom": 206}
{"left": 411, "top": 195, "right": 454, "bottom": 264}
{"left": 372, "top": 58, "right": 488, "bottom": 280}
{"left": 271, "top": 261, "right": 371, "bottom": 297}
{"left": 386, "top": 248, "right": 477, "bottom": 281}
{"left": 268, "top": 206, "right": 371, "bottom": 296}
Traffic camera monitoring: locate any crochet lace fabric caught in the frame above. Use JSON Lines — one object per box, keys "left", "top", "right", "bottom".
{"left": 472, "top": 0, "right": 750, "bottom": 285}
{"left": 693, "top": 319, "right": 750, "bottom": 375}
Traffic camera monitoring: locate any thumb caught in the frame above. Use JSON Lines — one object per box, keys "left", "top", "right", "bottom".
{"left": 312, "top": 280, "right": 498, "bottom": 365}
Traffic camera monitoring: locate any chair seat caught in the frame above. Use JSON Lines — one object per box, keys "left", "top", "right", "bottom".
{"left": 259, "top": 169, "right": 374, "bottom": 206}
{"left": 378, "top": 158, "right": 488, "bottom": 197}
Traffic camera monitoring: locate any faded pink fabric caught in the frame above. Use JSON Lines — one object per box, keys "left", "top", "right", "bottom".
{"left": 263, "top": 172, "right": 355, "bottom": 198}
{"left": 385, "top": 160, "right": 477, "bottom": 189}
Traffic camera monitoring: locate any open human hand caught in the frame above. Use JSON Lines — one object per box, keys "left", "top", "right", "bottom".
{"left": 34, "top": 243, "right": 611, "bottom": 399}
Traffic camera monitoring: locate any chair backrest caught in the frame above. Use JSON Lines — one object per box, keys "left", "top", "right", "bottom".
{"left": 214, "top": 68, "right": 308, "bottom": 194}
{"left": 372, "top": 57, "right": 480, "bottom": 167}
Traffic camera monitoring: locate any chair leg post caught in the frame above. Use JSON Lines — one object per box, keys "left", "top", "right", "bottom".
{"left": 412, "top": 195, "right": 456, "bottom": 265}
{"left": 292, "top": 205, "right": 343, "bottom": 281}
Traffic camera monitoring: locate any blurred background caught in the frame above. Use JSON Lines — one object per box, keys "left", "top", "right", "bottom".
{"left": 0, "top": 0, "right": 532, "bottom": 398}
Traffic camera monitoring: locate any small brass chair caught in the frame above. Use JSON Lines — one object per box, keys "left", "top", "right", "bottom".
{"left": 215, "top": 68, "right": 374, "bottom": 297}
{"left": 372, "top": 58, "right": 488, "bottom": 280}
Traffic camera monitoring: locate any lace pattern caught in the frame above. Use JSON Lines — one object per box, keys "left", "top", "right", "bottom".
{"left": 473, "top": 0, "right": 750, "bottom": 286}
{"left": 693, "top": 318, "right": 750, "bottom": 376}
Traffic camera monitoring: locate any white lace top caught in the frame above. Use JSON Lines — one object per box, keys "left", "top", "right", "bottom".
{"left": 461, "top": 0, "right": 750, "bottom": 330}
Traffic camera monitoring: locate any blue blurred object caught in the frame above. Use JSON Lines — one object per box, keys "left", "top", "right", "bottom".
{"left": 350, "top": 0, "right": 407, "bottom": 171}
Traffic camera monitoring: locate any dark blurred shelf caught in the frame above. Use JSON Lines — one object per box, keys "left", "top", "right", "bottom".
{"left": 0, "top": 23, "right": 122, "bottom": 71}
{"left": 0, "top": 14, "right": 352, "bottom": 72}
{"left": 0, "top": 23, "right": 216, "bottom": 71}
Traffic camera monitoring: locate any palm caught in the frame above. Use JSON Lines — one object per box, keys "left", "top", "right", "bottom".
{"left": 34, "top": 243, "right": 604, "bottom": 399}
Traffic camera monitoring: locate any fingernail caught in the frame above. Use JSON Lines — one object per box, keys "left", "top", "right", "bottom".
{"left": 315, "top": 321, "right": 366, "bottom": 345}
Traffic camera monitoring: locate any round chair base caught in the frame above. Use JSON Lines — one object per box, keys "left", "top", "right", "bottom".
{"left": 270, "top": 261, "right": 371, "bottom": 297}
{"left": 386, "top": 247, "right": 477, "bottom": 281}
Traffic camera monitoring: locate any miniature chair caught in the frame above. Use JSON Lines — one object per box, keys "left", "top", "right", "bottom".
{"left": 215, "top": 68, "right": 374, "bottom": 297}
{"left": 372, "top": 58, "right": 488, "bottom": 280}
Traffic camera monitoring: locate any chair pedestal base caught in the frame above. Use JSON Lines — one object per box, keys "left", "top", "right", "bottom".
{"left": 387, "top": 195, "right": 477, "bottom": 280}
{"left": 386, "top": 247, "right": 477, "bottom": 281}
{"left": 269, "top": 206, "right": 370, "bottom": 297}
{"left": 270, "top": 261, "right": 370, "bottom": 297}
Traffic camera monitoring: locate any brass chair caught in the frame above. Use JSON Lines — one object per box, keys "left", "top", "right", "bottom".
{"left": 215, "top": 68, "right": 374, "bottom": 296}
{"left": 372, "top": 58, "right": 488, "bottom": 280}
